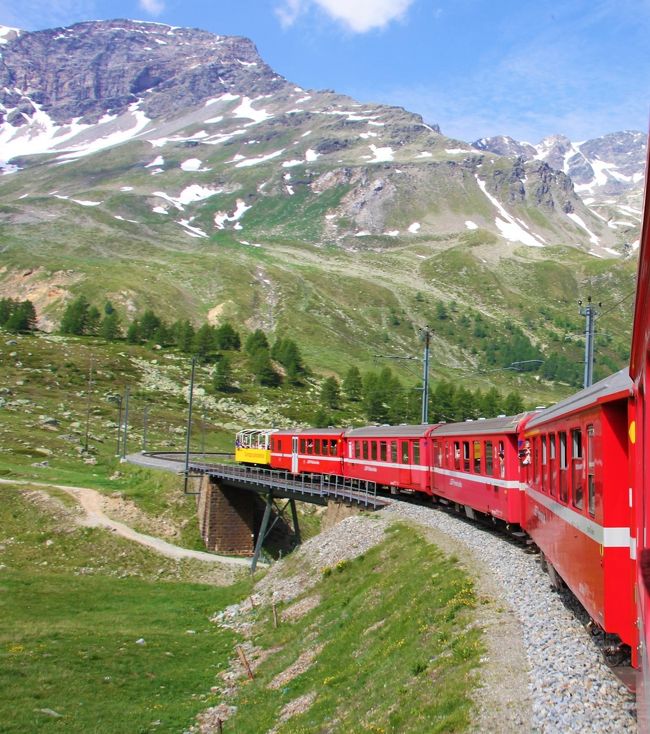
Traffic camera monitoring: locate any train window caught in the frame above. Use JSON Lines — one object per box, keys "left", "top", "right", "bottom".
{"left": 533, "top": 439, "right": 541, "bottom": 485}
{"left": 498, "top": 441, "right": 505, "bottom": 478}
{"left": 485, "top": 441, "right": 494, "bottom": 475}
{"left": 444, "top": 442, "right": 450, "bottom": 468}
{"left": 391, "top": 441, "right": 398, "bottom": 463}
{"left": 462, "top": 442, "right": 470, "bottom": 472}
{"left": 587, "top": 425, "right": 595, "bottom": 516}
{"left": 433, "top": 440, "right": 442, "bottom": 468}
{"left": 331, "top": 439, "right": 338, "bottom": 455}
{"left": 559, "top": 432, "right": 568, "bottom": 503}
{"left": 363, "top": 441, "right": 369, "bottom": 460}
{"left": 454, "top": 441, "right": 461, "bottom": 470}
{"left": 572, "top": 429, "right": 584, "bottom": 510}
{"left": 541, "top": 436, "right": 547, "bottom": 492}
{"left": 548, "top": 434, "right": 556, "bottom": 496}
{"left": 371, "top": 441, "right": 378, "bottom": 461}
{"left": 413, "top": 442, "right": 420, "bottom": 465}
{"left": 317, "top": 439, "right": 323, "bottom": 455}
{"left": 380, "top": 441, "right": 387, "bottom": 462}
{"left": 354, "top": 441, "right": 361, "bottom": 459}
{"left": 473, "top": 441, "right": 481, "bottom": 473}
{"left": 401, "top": 441, "right": 409, "bottom": 463}
{"left": 300, "top": 439, "right": 306, "bottom": 453}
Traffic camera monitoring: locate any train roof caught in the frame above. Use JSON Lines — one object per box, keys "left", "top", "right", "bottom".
{"left": 431, "top": 412, "right": 534, "bottom": 437}
{"left": 630, "top": 132, "right": 650, "bottom": 384}
{"left": 527, "top": 369, "right": 632, "bottom": 429}
{"left": 345, "top": 424, "right": 439, "bottom": 438}
{"left": 271, "top": 427, "right": 346, "bottom": 437}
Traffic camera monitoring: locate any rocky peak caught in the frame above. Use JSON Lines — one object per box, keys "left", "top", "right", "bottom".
{"left": 0, "top": 19, "right": 288, "bottom": 125}
{"left": 472, "top": 135, "right": 536, "bottom": 159}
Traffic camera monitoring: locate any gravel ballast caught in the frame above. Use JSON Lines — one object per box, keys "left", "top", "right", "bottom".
{"left": 383, "top": 502, "right": 637, "bottom": 733}
{"left": 251, "top": 500, "right": 636, "bottom": 732}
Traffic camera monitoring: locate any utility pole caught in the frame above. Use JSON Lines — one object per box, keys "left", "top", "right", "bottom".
{"left": 83, "top": 355, "right": 94, "bottom": 452}
{"left": 121, "top": 386, "right": 130, "bottom": 459}
{"left": 578, "top": 297, "right": 600, "bottom": 388}
{"left": 419, "top": 326, "right": 433, "bottom": 424}
{"left": 184, "top": 357, "right": 196, "bottom": 494}
{"left": 142, "top": 403, "right": 149, "bottom": 452}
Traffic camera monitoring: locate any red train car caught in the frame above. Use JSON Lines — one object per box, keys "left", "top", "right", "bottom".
{"left": 269, "top": 428, "right": 345, "bottom": 475}
{"left": 523, "top": 369, "right": 636, "bottom": 662}
{"left": 343, "top": 425, "right": 438, "bottom": 495}
{"left": 630, "top": 136, "right": 650, "bottom": 719}
{"left": 430, "top": 413, "right": 535, "bottom": 524}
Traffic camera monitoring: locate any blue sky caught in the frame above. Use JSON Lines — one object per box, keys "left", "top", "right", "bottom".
{"left": 1, "top": 0, "right": 648, "bottom": 143}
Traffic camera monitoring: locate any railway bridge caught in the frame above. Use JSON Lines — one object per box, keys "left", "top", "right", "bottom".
{"left": 127, "top": 452, "right": 390, "bottom": 571}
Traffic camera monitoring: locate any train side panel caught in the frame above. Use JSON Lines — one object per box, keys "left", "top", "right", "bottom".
{"left": 524, "top": 376, "right": 636, "bottom": 653}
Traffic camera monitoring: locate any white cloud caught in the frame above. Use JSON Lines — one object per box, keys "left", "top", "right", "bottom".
{"left": 138, "top": 0, "right": 165, "bottom": 16}
{"left": 276, "top": 0, "right": 414, "bottom": 32}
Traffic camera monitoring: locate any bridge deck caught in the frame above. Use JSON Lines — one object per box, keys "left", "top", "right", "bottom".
{"left": 127, "top": 452, "right": 391, "bottom": 510}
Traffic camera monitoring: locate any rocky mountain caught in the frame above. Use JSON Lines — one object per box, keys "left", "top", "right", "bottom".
{"left": 474, "top": 132, "right": 646, "bottom": 245}
{"left": 0, "top": 19, "right": 639, "bottom": 391}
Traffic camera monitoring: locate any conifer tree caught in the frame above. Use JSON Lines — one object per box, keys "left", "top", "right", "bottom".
{"left": 60, "top": 295, "right": 91, "bottom": 335}
{"left": 245, "top": 329, "right": 269, "bottom": 355}
{"left": 343, "top": 365, "right": 363, "bottom": 402}
{"left": 193, "top": 324, "right": 216, "bottom": 362}
{"left": 212, "top": 355, "right": 233, "bottom": 392}
{"left": 214, "top": 322, "right": 241, "bottom": 350}
{"left": 320, "top": 376, "right": 340, "bottom": 409}
{"left": 100, "top": 310, "right": 121, "bottom": 341}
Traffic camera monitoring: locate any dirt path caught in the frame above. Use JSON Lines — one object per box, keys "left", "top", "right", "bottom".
{"left": 0, "top": 478, "right": 253, "bottom": 567}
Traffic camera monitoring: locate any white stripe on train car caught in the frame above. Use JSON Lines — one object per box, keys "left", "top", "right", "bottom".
{"left": 526, "top": 486, "right": 632, "bottom": 549}
{"left": 433, "top": 467, "right": 520, "bottom": 489}
{"left": 271, "top": 453, "right": 342, "bottom": 462}
{"left": 345, "top": 458, "right": 428, "bottom": 472}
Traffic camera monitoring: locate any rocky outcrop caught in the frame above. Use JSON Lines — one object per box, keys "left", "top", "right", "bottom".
{"left": 0, "top": 19, "right": 289, "bottom": 126}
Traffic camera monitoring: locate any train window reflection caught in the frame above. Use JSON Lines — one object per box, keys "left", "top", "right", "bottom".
{"left": 463, "top": 442, "right": 470, "bottom": 472}
{"left": 587, "top": 425, "right": 595, "bottom": 515}
{"left": 485, "top": 441, "right": 493, "bottom": 476}
{"left": 572, "top": 429, "right": 584, "bottom": 510}
{"left": 559, "top": 432, "right": 568, "bottom": 502}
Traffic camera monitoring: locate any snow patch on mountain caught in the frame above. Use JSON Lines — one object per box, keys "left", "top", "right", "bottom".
{"left": 214, "top": 199, "right": 251, "bottom": 229}
{"left": 566, "top": 212, "right": 600, "bottom": 246}
{"left": 181, "top": 158, "right": 210, "bottom": 172}
{"left": 234, "top": 149, "right": 285, "bottom": 168}
{"left": 232, "top": 97, "right": 273, "bottom": 124}
{"left": 475, "top": 175, "right": 544, "bottom": 248}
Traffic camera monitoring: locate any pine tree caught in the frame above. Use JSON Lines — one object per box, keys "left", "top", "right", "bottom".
{"left": 100, "top": 311, "right": 121, "bottom": 341}
{"left": 214, "top": 322, "right": 241, "bottom": 350}
{"left": 212, "top": 355, "right": 233, "bottom": 392}
{"left": 86, "top": 305, "right": 101, "bottom": 336}
{"left": 60, "top": 296, "right": 90, "bottom": 335}
{"left": 503, "top": 391, "right": 525, "bottom": 415}
{"left": 251, "top": 348, "right": 281, "bottom": 386}
{"left": 313, "top": 408, "right": 331, "bottom": 428}
{"left": 172, "top": 320, "right": 195, "bottom": 352}
{"left": 320, "top": 376, "right": 340, "bottom": 409}
{"left": 193, "top": 324, "right": 216, "bottom": 362}
{"left": 343, "top": 366, "right": 363, "bottom": 401}
{"left": 126, "top": 320, "right": 141, "bottom": 344}
{"left": 245, "top": 329, "right": 269, "bottom": 355}
{"left": 5, "top": 300, "right": 37, "bottom": 333}
{"left": 140, "top": 309, "right": 162, "bottom": 341}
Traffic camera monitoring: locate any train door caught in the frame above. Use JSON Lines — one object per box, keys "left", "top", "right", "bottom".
{"left": 398, "top": 439, "right": 412, "bottom": 488}
{"left": 291, "top": 436, "right": 299, "bottom": 473}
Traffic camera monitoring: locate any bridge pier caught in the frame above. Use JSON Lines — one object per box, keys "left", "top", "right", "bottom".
{"left": 197, "top": 476, "right": 255, "bottom": 556}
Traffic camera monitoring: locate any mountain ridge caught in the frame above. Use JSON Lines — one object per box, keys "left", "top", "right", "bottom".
{"left": 0, "top": 19, "right": 639, "bottom": 393}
